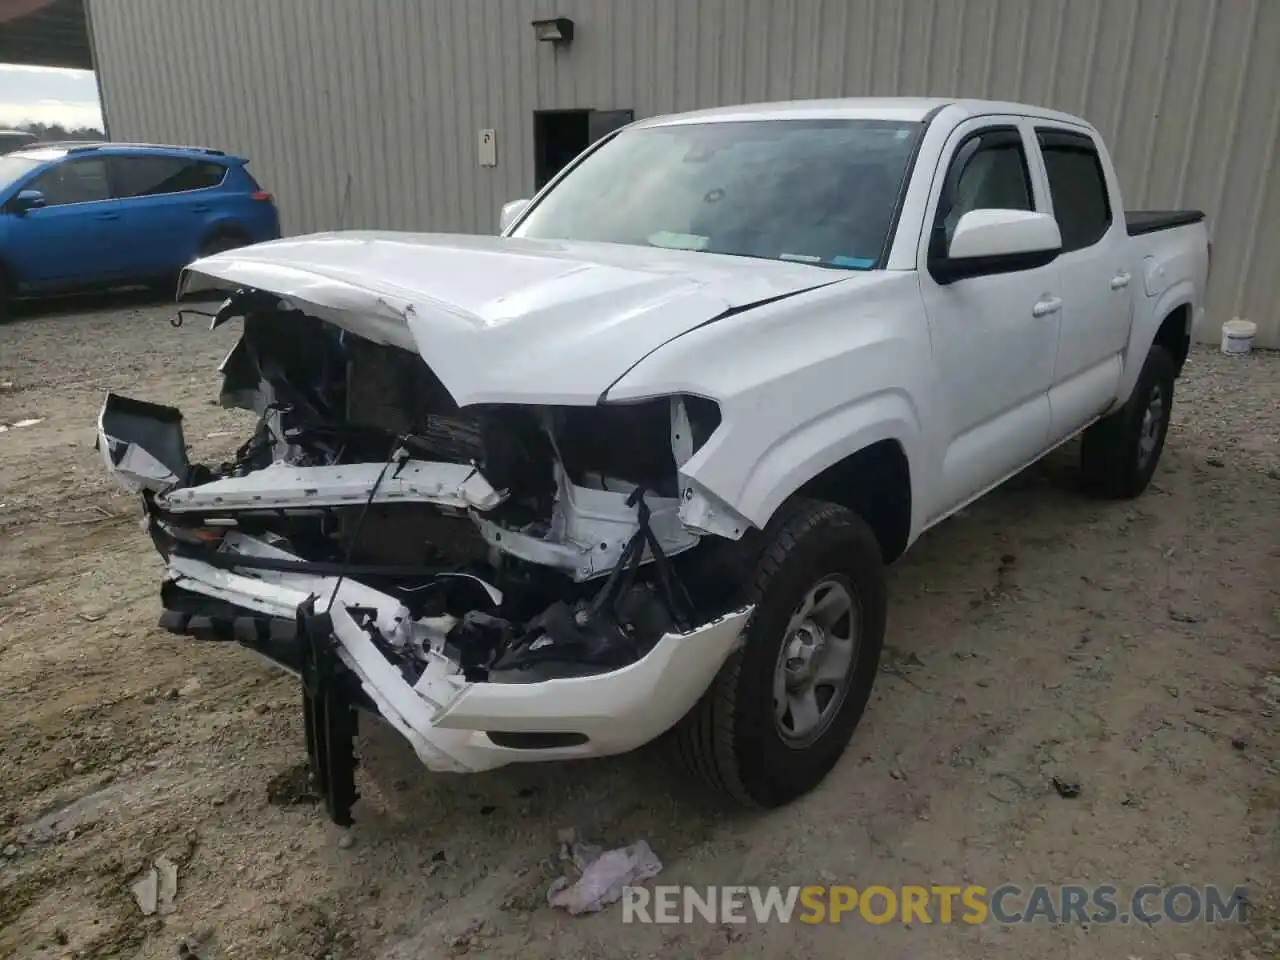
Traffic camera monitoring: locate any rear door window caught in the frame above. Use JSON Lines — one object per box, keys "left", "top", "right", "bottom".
{"left": 1036, "top": 130, "right": 1112, "bottom": 251}
{"left": 28, "top": 158, "right": 111, "bottom": 206}
{"left": 109, "top": 156, "right": 226, "bottom": 197}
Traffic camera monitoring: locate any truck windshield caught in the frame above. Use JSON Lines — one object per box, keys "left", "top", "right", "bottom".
{"left": 513, "top": 118, "right": 922, "bottom": 270}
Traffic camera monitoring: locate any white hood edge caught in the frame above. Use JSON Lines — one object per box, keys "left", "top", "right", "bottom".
{"left": 181, "top": 232, "right": 841, "bottom": 407}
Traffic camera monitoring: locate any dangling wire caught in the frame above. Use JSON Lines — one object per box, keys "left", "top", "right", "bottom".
{"left": 171, "top": 307, "right": 219, "bottom": 329}
{"left": 325, "top": 439, "right": 410, "bottom": 612}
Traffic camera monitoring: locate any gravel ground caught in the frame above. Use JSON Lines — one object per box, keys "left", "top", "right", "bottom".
{"left": 0, "top": 295, "right": 1277, "bottom": 960}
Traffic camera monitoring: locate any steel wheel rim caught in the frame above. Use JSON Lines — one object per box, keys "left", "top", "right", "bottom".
{"left": 1137, "top": 383, "right": 1165, "bottom": 469}
{"left": 772, "top": 577, "right": 860, "bottom": 748}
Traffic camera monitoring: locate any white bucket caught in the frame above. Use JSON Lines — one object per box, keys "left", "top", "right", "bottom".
{"left": 1221, "top": 319, "right": 1256, "bottom": 356}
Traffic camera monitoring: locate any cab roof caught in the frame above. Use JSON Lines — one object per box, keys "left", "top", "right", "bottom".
{"left": 635, "top": 97, "right": 1089, "bottom": 129}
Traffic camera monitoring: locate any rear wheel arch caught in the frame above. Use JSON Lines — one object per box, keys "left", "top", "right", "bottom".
{"left": 198, "top": 223, "right": 251, "bottom": 257}
{"left": 1153, "top": 303, "right": 1193, "bottom": 376}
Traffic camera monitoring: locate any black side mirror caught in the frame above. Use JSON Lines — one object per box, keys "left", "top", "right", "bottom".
{"left": 12, "top": 189, "right": 46, "bottom": 215}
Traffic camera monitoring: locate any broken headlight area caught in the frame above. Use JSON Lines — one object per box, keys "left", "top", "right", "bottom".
{"left": 101, "top": 290, "right": 738, "bottom": 685}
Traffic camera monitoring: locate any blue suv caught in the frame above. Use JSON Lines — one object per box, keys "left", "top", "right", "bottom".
{"left": 0, "top": 142, "right": 280, "bottom": 315}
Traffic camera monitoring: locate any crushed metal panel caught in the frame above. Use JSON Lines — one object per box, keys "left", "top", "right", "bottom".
{"left": 160, "top": 460, "right": 506, "bottom": 513}
{"left": 97, "top": 393, "right": 190, "bottom": 493}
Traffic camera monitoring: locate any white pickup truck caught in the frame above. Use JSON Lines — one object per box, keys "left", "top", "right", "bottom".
{"left": 99, "top": 98, "right": 1209, "bottom": 823}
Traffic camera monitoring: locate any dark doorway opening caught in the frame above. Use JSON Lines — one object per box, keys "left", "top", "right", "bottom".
{"left": 534, "top": 110, "right": 589, "bottom": 190}
{"left": 534, "top": 108, "right": 634, "bottom": 189}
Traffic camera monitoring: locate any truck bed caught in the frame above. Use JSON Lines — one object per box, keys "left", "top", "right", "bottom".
{"left": 1126, "top": 210, "right": 1205, "bottom": 236}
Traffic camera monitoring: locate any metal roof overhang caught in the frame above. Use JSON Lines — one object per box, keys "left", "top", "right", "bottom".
{"left": 0, "top": 0, "right": 91, "bottom": 71}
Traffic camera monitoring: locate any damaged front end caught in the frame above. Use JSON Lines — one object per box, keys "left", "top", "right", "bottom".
{"left": 99, "top": 290, "right": 751, "bottom": 824}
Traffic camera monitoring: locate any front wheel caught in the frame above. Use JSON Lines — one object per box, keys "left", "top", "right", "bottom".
{"left": 1080, "top": 344, "right": 1176, "bottom": 499}
{"left": 671, "top": 500, "right": 887, "bottom": 806}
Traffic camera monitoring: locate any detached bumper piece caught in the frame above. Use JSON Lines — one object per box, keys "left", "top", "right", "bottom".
{"left": 298, "top": 600, "right": 360, "bottom": 828}
{"left": 157, "top": 581, "right": 364, "bottom": 826}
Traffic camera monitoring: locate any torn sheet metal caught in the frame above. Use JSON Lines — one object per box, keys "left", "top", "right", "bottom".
{"left": 97, "top": 393, "right": 190, "bottom": 494}
{"left": 473, "top": 477, "right": 699, "bottom": 581}
{"left": 161, "top": 460, "right": 506, "bottom": 513}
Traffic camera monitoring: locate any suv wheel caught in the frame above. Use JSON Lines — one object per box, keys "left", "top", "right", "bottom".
{"left": 199, "top": 231, "right": 248, "bottom": 258}
{"left": 671, "top": 500, "right": 886, "bottom": 806}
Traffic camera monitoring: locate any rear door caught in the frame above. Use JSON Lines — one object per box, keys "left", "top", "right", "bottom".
{"left": 1032, "top": 126, "right": 1132, "bottom": 441}
{"left": 5, "top": 156, "right": 128, "bottom": 287}
{"left": 107, "top": 155, "right": 228, "bottom": 275}
{"left": 918, "top": 118, "right": 1063, "bottom": 518}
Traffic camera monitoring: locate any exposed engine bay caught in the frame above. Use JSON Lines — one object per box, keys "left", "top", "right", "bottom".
{"left": 102, "top": 290, "right": 748, "bottom": 688}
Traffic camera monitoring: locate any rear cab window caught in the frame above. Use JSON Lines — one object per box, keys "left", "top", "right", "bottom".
{"left": 108, "top": 156, "right": 227, "bottom": 198}
{"left": 1035, "top": 129, "right": 1112, "bottom": 252}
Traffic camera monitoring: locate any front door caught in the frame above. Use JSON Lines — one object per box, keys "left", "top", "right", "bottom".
{"left": 918, "top": 119, "right": 1062, "bottom": 520}
{"left": 6, "top": 156, "right": 127, "bottom": 287}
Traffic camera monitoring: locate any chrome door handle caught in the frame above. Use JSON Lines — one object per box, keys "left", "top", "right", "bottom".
{"left": 1110, "top": 273, "right": 1131, "bottom": 290}
{"left": 1032, "top": 297, "right": 1063, "bottom": 317}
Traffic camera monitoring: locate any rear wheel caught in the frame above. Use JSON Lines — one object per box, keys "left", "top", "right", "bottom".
{"left": 671, "top": 500, "right": 886, "bottom": 806}
{"left": 1080, "top": 344, "right": 1176, "bottom": 498}
{"left": 199, "top": 230, "right": 249, "bottom": 258}
{"left": 176, "top": 231, "right": 250, "bottom": 302}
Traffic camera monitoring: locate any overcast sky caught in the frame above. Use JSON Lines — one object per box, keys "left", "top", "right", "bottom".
{"left": 0, "top": 63, "right": 102, "bottom": 129}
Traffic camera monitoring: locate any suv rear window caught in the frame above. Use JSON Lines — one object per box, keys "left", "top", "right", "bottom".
{"left": 110, "top": 156, "right": 227, "bottom": 197}
{"left": 1036, "top": 129, "right": 1112, "bottom": 251}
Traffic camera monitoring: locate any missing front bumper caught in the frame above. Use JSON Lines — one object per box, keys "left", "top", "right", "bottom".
{"left": 100, "top": 391, "right": 750, "bottom": 822}
{"left": 155, "top": 535, "right": 749, "bottom": 821}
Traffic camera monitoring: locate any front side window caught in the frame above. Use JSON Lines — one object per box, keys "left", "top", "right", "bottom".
{"left": 110, "top": 156, "right": 227, "bottom": 198}
{"left": 934, "top": 128, "right": 1034, "bottom": 248}
{"left": 28, "top": 157, "right": 110, "bottom": 206}
{"left": 0, "top": 156, "right": 41, "bottom": 195}
{"left": 1037, "top": 129, "right": 1111, "bottom": 251}
{"left": 513, "top": 119, "right": 924, "bottom": 270}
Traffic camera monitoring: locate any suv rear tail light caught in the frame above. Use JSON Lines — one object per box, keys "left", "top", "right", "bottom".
{"left": 251, "top": 191, "right": 274, "bottom": 203}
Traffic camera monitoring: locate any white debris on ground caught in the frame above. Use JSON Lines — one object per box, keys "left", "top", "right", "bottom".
{"left": 0, "top": 417, "right": 45, "bottom": 433}
{"left": 131, "top": 855, "right": 180, "bottom": 916}
{"left": 547, "top": 834, "right": 663, "bottom": 915}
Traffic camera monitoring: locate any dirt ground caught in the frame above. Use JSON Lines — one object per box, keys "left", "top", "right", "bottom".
{"left": 0, "top": 295, "right": 1276, "bottom": 960}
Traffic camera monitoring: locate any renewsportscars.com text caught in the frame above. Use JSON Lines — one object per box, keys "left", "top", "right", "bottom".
{"left": 622, "top": 884, "right": 1250, "bottom": 925}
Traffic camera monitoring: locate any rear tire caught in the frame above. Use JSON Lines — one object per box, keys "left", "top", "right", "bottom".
{"left": 198, "top": 230, "right": 249, "bottom": 258}
{"left": 1080, "top": 344, "right": 1176, "bottom": 499}
{"left": 670, "top": 500, "right": 886, "bottom": 806}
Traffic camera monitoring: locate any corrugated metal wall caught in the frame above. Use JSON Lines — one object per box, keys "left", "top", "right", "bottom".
{"left": 89, "top": 0, "right": 1280, "bottom": 345}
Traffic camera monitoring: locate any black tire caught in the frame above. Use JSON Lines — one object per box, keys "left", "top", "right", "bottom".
{"left": 670, "top": 500, "right": 887, "bottom": 807}
{"left": 0, "top": 267, "right": 12, "bottom": 321}
{"left": 1080, "top": 344, "right": 1176, "bottom": 499}
{"left": 199, "top": 230, "right": 248, "bottom": 258}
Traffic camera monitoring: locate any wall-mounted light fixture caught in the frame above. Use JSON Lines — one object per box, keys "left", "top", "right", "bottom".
{"left": 531, "top": 17, "right": 574, "bottom": 46}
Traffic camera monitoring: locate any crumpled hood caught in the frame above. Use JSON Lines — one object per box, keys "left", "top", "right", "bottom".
{"left": 181, "top": 231, "right": 841, "bottom": 406}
